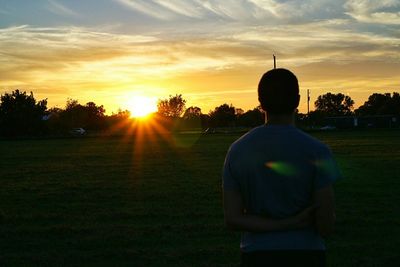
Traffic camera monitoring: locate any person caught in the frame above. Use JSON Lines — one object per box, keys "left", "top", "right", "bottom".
{"left": 222, "top": 68, "right": 340, "bottom": 267}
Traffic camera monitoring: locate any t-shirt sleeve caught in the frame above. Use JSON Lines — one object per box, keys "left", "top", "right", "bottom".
{"left": 314, "top": 145, "right": 341, "bottom": 190}
{"left": 222, "top": 148, "right": 240, "bottom": 191}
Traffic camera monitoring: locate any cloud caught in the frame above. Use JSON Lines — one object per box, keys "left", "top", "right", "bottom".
{"left": 1, "top": 22, "right": 399, "bottom": 87}
{"left": 112, "top": 0, "right": 344, "bottom": 22}
{"left": 0, "top": 26, "right": 161, "bottom": 86}
{"left": 152, "top": 0, "right": 205, "bottom": 18}
{"left": 115, "top": 0, "right": 178, "bottom": 20}
{"left": 46, "top": 0, "right": 80, "bottom": 17}
{"left": 345, "top": 0, "right": 400, "bottom": 24}
{"left": 1, "top": 7, "right": 399, "bottom": 113}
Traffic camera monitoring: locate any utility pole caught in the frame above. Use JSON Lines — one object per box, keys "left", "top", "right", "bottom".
{"left": 307, "top": 89, "right": 311, "bottom": 128}
{"left": 273, "top": 54, "right": 276, "bottom": 69}
{"left": 307, "top": 89, "right": 310, "bottom": 116}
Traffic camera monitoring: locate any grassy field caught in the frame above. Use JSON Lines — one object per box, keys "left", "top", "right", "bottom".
{"left": 1, "top": 129, "right": 399, "bottom": 266}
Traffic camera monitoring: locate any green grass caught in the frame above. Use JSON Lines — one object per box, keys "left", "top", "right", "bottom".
{"left": 0, "top": 130, "right": 399, "bottom": 266}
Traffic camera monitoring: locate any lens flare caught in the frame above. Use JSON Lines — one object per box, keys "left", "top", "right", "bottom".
{"left": 265, "top": 161, "right": 297, "bottom": 176}
{"left": 314, "top": 159, "right": 337, "bottom": 175}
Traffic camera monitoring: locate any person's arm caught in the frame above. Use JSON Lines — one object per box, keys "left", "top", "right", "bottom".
{"left": 313, "top": 185, "right": 335, "bottom": 237}
{"left": 223, "top": 189, "right": 315, "bottom": 232}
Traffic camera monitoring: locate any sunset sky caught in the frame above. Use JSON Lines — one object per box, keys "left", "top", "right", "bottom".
{"left": 1, "top": 0, "right": 399, "bottom": 114}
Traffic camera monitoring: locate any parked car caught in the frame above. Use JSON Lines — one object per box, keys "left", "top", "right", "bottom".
{"left": 69, "top": 128, "right": 86, "bottom": 136}
{"left": 320, "top": 125, "right": 336, "bottom": 131}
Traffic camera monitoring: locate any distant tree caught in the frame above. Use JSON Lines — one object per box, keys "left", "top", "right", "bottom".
{"left": 308, "top": 110, "right": 327, "bottom": 126}
{"left": 209, "top": 103, "right": 236, "bottom": 127}
{"left": 46, "top": 107, "right": 64, "bottom": 134}
{"left": 356, "top": 92, "right": 400, "bottom": 116}
{"left": 183, "top": 106, "right": 202, "bottom": 120}
{"left": 235, "top": 108, "right": 244, "bottom": 116}
{"left": 200, "top": 113, "right": 211, "bottom": 129}
{"left": 114, "top": 109, "right": 131, "bottom": 119}
{"left": 181, "top": 106, "right": 202, "bottom": 130}
{"left": 237, "top": 107, "right": 264, "bottom": 127}
{"left": 315, "top": 93, "right": 354, "bottom": 116}
{"left": 0, "top": 90, "right": 47, "bottom": 136}
{"left": 59, "top": 99, "right": 106, "bottom": 131}
{"left": 84, "top": 102, "right": 106, "bottom": 130}
{"left": 66, "top": 98, "right": 79, "bottom": 110}
{"left": 157, "top": 94, "right": 186, "bottom": 118}
{"left": 104, "top": 109, "right": 132, "bottom": 133}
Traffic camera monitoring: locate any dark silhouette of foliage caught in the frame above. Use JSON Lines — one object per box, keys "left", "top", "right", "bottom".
{"left": 84, "top": 102, "right": 106, "bottom": 130}
{"left": 200, "top": 114, "right": 211, "bottom": 129}
{"left": 237, "top": 107, "right": 264, "bottom": 127}
{"left": 56, "top": 99, "right": 106, "bottom": 131}
{"left": 157, "top": 94, "right": 186, "bottom": 118}
{"left": 209, "top": 103, "right": 236, "bottom": 127}
{"left": 356, "top": 93, "right": 400, "bottom": 116}
{"left": 308, "top": 110, "right": 327, "bottom": 126}
{"left": 46, "top": 107, "right": 64, "bottom": 134}
{"left": 315, "top": 93, "right": 354, "bottom": 116}
{"left": 3, "top": 87, "right": 400, "bottom": 136}
{"left": 181, "top": 106, "right": 202, "bottom": 129}
{"left": 183, "top": 106, "right": 202, "bottom": 120}
{"left": 0, "top": 90, "right": 47, "bottom": 136}
{"left": 104, "top": 109, "right": 132, "bottom": 134}
{"left": 235, "top": 108, "right": 244, "bottom": 116}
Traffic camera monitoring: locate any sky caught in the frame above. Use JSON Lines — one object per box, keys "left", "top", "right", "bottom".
{"left": 1, "top": 0, "right": 400, "bottom": 114}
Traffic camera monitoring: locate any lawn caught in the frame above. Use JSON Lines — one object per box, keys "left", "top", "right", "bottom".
{"left": 0, "top": 129, "right": 399, "bottom": 266}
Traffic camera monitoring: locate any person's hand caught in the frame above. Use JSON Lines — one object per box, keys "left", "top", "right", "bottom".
{"left": 295, "top": 205, "right": 317, "bottom": 228}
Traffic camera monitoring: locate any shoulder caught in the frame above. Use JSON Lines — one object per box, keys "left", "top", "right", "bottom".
{"left": 293, "top": 128, "right": 332, "bottom": 153}
{"left": 228, "top": 125, "right": 265, "bottom": 153}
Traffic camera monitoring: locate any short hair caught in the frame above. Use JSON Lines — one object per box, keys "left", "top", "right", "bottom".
{"left": 258, "top": 68, "right": 299, "bottom": 115}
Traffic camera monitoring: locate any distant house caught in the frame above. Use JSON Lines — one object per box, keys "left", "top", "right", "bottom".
{"left": 324, "top": 115, "right": 399, "bottom": 129}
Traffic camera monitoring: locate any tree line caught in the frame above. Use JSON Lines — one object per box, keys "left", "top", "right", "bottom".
{"left": 0, "top": 90, "right": 399, "bottom": 137}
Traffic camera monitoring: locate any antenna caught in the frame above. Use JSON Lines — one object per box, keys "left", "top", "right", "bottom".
{"left": 273, "top": 54, "right": 276, "bottom": 69}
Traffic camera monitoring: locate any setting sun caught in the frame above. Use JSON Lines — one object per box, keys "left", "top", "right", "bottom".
{"left": 127, "top": 96, "right": 158, "bottom": 118}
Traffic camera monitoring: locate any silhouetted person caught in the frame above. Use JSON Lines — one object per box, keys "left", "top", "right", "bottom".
{"left": 223, "top": 68, "right": 340, "bottom": 267}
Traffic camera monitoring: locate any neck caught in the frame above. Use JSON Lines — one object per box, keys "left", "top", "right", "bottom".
{"left": 265, "top": 113, "right": 295, "bottom": 126}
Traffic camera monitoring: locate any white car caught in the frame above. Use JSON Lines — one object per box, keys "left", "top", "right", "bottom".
{"left": 320, "top": 125, "right": 336, "bottom": 131}
{"left": 70, "top": 128, "right": 86, "bottom": 136}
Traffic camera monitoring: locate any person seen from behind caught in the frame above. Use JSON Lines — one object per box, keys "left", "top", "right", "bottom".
{"left": 223, "top": 68, "right": 340, "bottom": 267}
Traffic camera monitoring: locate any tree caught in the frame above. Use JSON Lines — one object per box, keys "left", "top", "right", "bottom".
{"left": 315, "top": 93, "right": 354, "bottom": 116}
{"left": 209, "top": 103, "right": 236, "bottom": 127}
{"left": 237, "top": 107, "right": 264, "bottom": 127}
{"left": 308, "top": 110, "right": 327, "bottom": 126}
{"left": 157, "top": 94, "right": 186, "bottom": 118}
{"left": 183, "top": 106, "right": 202, "bottom": 120}
{"left": 84, "top": 102, "right": 106, "bottom": 130}
{"left": 356, "top": 93, "right": 400, "bottom": 116}
{"left": 235, "top": 108, "right": 244, "bottom": 116}
{"left": 0, "top": 90, "right": 47, "bottom": 136}
{"left": 59, "top": 99, "right": 106, "bottom": 131}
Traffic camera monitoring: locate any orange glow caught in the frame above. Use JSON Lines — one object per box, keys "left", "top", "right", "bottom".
{"left": 112, "top": 115, "right": 174, "bottom": 174}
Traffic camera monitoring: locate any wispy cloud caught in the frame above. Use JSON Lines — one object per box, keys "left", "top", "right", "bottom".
{"left": 153, "top": 0, "right": 205, "bottom": 19}
{"left": 46, "top": 0, "right": 80, "bottom": 17}
{"left": 115, "top": 0, "right": 177, "bottom": 20}
{"left": 345, "top": 0, "right": 400, "bottom": 24}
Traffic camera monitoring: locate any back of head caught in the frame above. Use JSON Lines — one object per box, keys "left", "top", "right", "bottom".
{"left": 258, "top": 68, "right": 300, "bottom": 115}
